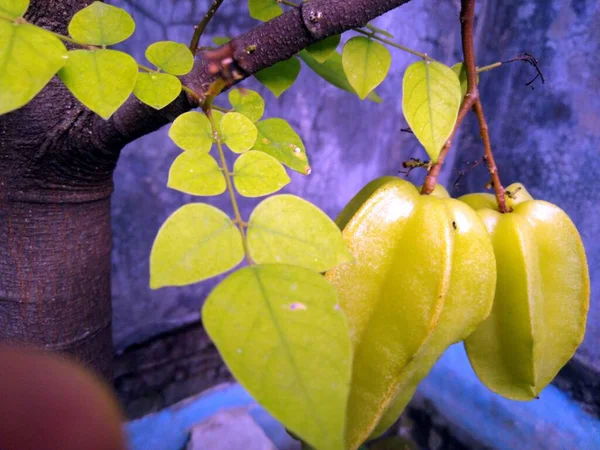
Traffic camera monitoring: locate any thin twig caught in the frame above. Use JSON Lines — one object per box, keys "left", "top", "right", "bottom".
{"left": 421, "top": 0, "right": 507, "bottom": 213}
{"left": 189, "top": 0, "right": 225, "bottom": 53}
{"left": 421, "top": 0, "right": 479, "bottom": 195}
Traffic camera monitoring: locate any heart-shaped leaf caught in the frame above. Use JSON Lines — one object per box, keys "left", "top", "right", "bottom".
{"left": 248, "top": 0, "right": 282, "bottom": 21}
{"left": 253, "top": 119, "right": 310, "bottom": 174}
{"left": 299, "top": 50, "right": 382, "bottom": 103}
{"left": 228, "top": 88, "right": 265, "bottom": 122}
{"left": 58, "top": 49, "right": 138, "bottom": 119}
{"left": 233, "top": 151, "right": 290, "bottom": 197}
{"left": 247, "top": 195, "right": 353, "bottom": 272}
{"left": 68, "top": 1, "right": 135, "bottom": 46}
{"left": 255, "top": 57, "right": 301, "bottom": 97}
{"left": 203, "top": 263, "right": 351, "bottom": 450}
{"left": 221, "top": 112, "right": 258, "bottom": 153}
{"left": 402, "top": 60, "right": 462, "bottom": 161}
{"left": 168, "top": 153, "right": 226, "bottom": 196}
{"left": 150, "top": 203, "right": 244, "bottom": 288}
{"left": 0, "top": 0, "right": 29, "bottom": 19}
{"left": 168, "top": 111, "right": 213, "bottom": 153}
{"left": 145, "top": 41, "right": 194, "bottom": 75}
{"left": 133, "top": 72, "right": 181, "bottom": 110}
{"left": 306, "top": 34, "right": 341, "bottom": 63}
{"left": 0, "top": 22, "right": 66, "bottom": 115}
{"left": 342, "top": 36, "right": 391, "bottom": 100}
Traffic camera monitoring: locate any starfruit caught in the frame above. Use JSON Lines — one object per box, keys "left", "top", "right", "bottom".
{"left": 326, "top": 177, "right": 496, "bottom": 449}
{"left": 459, "top": 183, "right": 589, "bottom": 400}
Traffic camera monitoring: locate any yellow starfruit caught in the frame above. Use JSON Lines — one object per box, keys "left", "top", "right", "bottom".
{"left": 326, "top": 177, "right": 496, "bottom": 449}
{"left": 459, "top": 183, "right": 590, "bottom": 400}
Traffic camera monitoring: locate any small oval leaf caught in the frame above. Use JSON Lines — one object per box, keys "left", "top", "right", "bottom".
{"left": 68, "top": 1, "right": 135, "bottom": 46}
{"left": 221, "top": 112, "right": 258, "bottom": 153}
{"left": 0, "top": 0, "right": 29, "bottom": 19}
{"left": 253, "top": 119, "right": 310, "bottom": 174}
{"left": 247, "top": 195, "right": 353, "bottom": 272}
{"left": 255, "top": 57, "right": 301, "bottom": 97}
{"left": 150, "top": 203, "right": 244, "bottom": 288}
{"left": 145, "top": 41, "right": 194, "bottom": 75}
{"left": 168, "top": 153, "right": 226, "bottom": 196}
{"left": 306, "top": 34, "right": 341, "bottom": 63}
{"left": 233, "top": 151, "right": 290, "bottom": 197}
{"left": 402, "top": 60, "right": 462, "bottom": 162}
{"left": 299, "top": 50, "right": 382, "bottom": 103}
{"left": 228, "top": 88, "right": 265, "bottom": 122}
{"left": 248, "top": 0, "right": 282, "bottom": 21}
{"left": 58, "top": 49, "right": 138, "bottom": 119}
{"left": 168, "top": 111, "right": 213, "bottom": 153}
{"left": 133, "top": 72, "right": 181, "bottom": 110}
{"left": 0, "top": 22, "right": 67, "bottom": 115}
{"left": 342, "top": 36, "right": 391, "bottom": 100}
{"left": 202, "top": 264, "right": 351, "bottom": 450}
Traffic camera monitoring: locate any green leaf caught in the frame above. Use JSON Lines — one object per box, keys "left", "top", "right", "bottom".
{"left": 233, "top": 151, "right": 290, "bottom": 197}
{"left": 247, "top": 195, "right": 353, "bottom": 272}
{"left": 451, "top": 62, "right": 479, "bottom": 98}
{"left": 365, "top": 22, "right": 394, "bottom": 38}
{"left": 145, "top": 41, "right": 194, "bottom": 76}
{"left": 212, "top": 36, "right": 231, "bottom": 46}
{"left": 150, "top": 203, "right": 244, "bottom": 288}
{"left": 306, "top": 34, "right": 341, "bottom": 63}
{"left": 68, "top": 1, "right": 134, "bottom": 46}
{"left": 402, "top": 60, "right": 462, "bottom": 161}
{"left": 202, "top": 264, "right": 351, "bottom": 450}
{"left": 167, "top": 153, "right": 226, "bottom": 196}
{"left": 342, "top": 36, "right": 391, "bottom": 100}
{"left": 254, "top": 119, "right": 310, "bottom": 174}
{"left": 58, "top": 49, "right": 138, "bottom": 119}
{"left": 168, "top": 111, "right": 213, "bottom": 153}
{"left": 299, "top": 50, "right": 382, "bottom": 103}
{"left": 255, "top": 58, "right": 301, "bottom": 97}
{"left": 228, "top": 88, "right": 265, "bottom": 122}
{"left": 0, "top": 23, "right": 66, "bottom": 115}
{"left": 0, "top": 0, "right": 29, "bottom": 19}
{"left": 133, "top": 72, "right": 181, "bottom": 110}
{"left": 221, "top": 112, "right": 258, "bottom": 153}
{"left": 248, "top": 0, "right": 282, "bottom": 21}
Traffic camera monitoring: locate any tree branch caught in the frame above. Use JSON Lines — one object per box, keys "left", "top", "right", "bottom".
{"left": 102, "top": 0, "right": 413, "bottom": 147}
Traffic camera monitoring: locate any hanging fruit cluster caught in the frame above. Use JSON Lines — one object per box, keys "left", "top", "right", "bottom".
{"left": 326, "top": 177, "right": 589, "bottom": 447}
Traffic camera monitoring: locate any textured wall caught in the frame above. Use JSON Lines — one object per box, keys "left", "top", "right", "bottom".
{"left": 110, "top": 0, "right": 599, "bottom": 410}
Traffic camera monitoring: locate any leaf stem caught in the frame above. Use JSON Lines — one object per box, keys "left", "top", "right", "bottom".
{"left": 207, "top": 109, "right": 253, "bottom": 262}
{"left": 189, "top": 0, "right": 225, "bottom": 52}
{"left": 354, "top": 28, "right": 428, "bottom": 59}
{"left": 421, "top": 0, "right": 507, "bottom": 213}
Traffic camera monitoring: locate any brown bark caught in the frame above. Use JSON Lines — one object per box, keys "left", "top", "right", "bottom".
{"left": 0, "top": 0, "right": 413, "bottom": 379}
